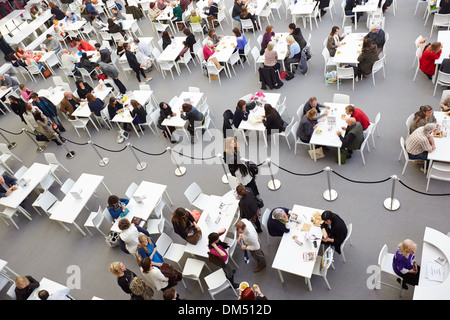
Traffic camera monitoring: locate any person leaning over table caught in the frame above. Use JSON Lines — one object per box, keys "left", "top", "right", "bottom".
{"left": 264, "top": 41, "right": 280, "bottom": 73}
{"left": 232, "top": 27, "right": 248, "bottom": 63}
{"left": 303, "top": 96, "right": 330, "bottom": 120}
{"left": 364, "top": 26, "right": 385, "bottom": 56}
{"left": 336, "top": 117, "right": 364, "bottom": 159}
{"left": 79, "top": 52, "right": 96, "bottom": 74}
{"left": 327, "top": 26, "right": 346, "bottom": 57}
{"left": 0, "top": 172, "right": 18, "bottom": 198}
{"left": 94, "top": 43, "right": 111, "bottom": 63}
{"left": 405, "top": 123, "right": 436, "bottom": 171}
{"left": 320, "top": 210, "right": 348, "bottom": 255}
{"left": 419, "top": 41, "right": 442, "bottom": 80}
{"left": 392, "top": 239, "right": 421, "bottom": 290}
{"left": 45, "top": 34, "right": 61, "bottom": 54}
{"left": 14, "top": 275, "right": 40, "bottom": 300}
{"left": 171, "top": 207, "right": 202, "bottom": 245}
{"left": 353, "top": 38, "right": 378, "bottom": 79}
{"left": 236, "top": 219, "right": 266, "bottom": 272}
{"left": 157, "top": 101, "right": 177, "bottom": 141}
{"left": 107, "top": 194, "right": 130, "bottom": 220}
{"left": 345, "top": 105, "right": 370, "bottom": 131}
{"left": 180, "top": 102, "right": 204, "bottom": 138}
{"left": 410, "top": 105, "right": 437, "bottom": 134}
{"left": 107, "top": 17, "right": 124, "bottom": 35}
{"left": 94, "top": 62, "right": 128, "bottom": 95}
{"left": 203, "top": 39, "right": 215, "bottom": 61}
{"left": 125, "top": 42, "right": 151, "bottom": 84}
{"left": 208, "top": 28, "right": 223, "bottom": 47}
{"left": 267, "top": 207, "right": 290, "bottom": 237}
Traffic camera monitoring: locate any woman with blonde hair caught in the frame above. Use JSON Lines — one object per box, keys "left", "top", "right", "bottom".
{"left": 136, "top": 234, "right": 164, "bottom": 266}
{"left": 15, "top": 275, "right": 40, "bottom": 300}
{"left": 109, "top": 261, "right": 139, "bottom": 296}
{"left": 264, "top": 41, "right": 279, "bottom": 72}
{"left": 224, "top": 136, "right": 240, "bottom": 176}
{"left": 392, "top": 239, "right": 420, "bottom": 290}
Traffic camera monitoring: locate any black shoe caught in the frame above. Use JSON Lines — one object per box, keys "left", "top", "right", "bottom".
{"left": 396, "top": 278, "right": 408, "bottom": 290}
{"left": 323, "top": 146, "right": 330, "bottom": 151}
{"left": 321, "top": 9, "right": 327, "bottom": 16}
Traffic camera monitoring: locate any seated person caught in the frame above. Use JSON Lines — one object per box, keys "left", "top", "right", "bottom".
{"left": 232, "top": 99, "right": 248, "bottom": 128}
{"left": 107, "top": 195, "right": 130, "bottom": 220}
{"left": 86, "top": 93, "right": 105, "bottom": 117}
{"left": 59, "top": 92, "right": 81, "bottom": 120}
{"left": 320, "top": 210, "right": 348, "bottom": 254}
{"left": 14, "top": 276, "right": 40, "bottom": 300}
{"left": 297, "top": 109, "right": 319, "bottom": 143}
{"left": 208, "top": 28, "right": 223, "bottom": 47}
{"left": 285, "top": 35, "right": 301, "bottom": 72}
{"left": 190, "top": 10, "right": 208, "bottom": 33}
{"left": 262, "top": 103, "right": 284, "bottom": 135}
{"left": 405, "top": 123, "right": 436, "bottom": 170}
{"left": 0, "top": 172, "right": 18, "bottom": 198}
{"left": 364, "top": 27, "right": 385, "bottom": 56}
{"left": 303, "top": 96, "right": 330, "bottom": 119}
{"left": 130, "top": 99, "right": 147, "bottom": 126}
{"left": 267, "top": 207, "right": 290, "bottom": 237}
{"left": 336, "top": 117, "right": 365, "bottom": 159}
{"left": 74, "top": 37, "right": 95, "bottom": 52}
{"left": 76, "top": 80, "right": 94, "bottom": 100}
{"left": 240, "top": 6, "right": 258, "bottom": 30}
{"left": 345, "top": 105, "right": 370, "bottom": 131}
{"left": 440, "top": 93, "right": 450, "bottom": 111}
{"left": 410, "top": 105, "right": 437, "bottom": 134}
{"left": 263, "top": 41, "right": 280, "bottom": 73}
{"left": 45, "top": 34, "right": 61, "bottom": 54}
{"left": 171, "top": 207, "right": 202, "bottom": 244}
{"left": 0, "top": 74, "right": 19, "bottom": 91}
{"left": 180, "top": 103, "right": 204, "bottom": 140}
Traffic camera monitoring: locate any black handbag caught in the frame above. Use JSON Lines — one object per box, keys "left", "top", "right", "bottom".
{"left": 35, "top": 133, "right": 49, "bottom": 142}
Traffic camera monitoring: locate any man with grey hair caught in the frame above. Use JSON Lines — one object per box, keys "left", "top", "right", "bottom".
{"left": 0, "top": 74, "right": 18, "bottom": 90}
{"left": 405, "top": 123, "right": 436, "bottom": 170}
{"left": 267, "top": 207, "right": 290, "bottom": 237}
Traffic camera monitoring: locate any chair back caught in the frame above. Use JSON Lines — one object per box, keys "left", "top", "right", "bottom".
{"left": 320, "top": 247, "right": 334, "bottom": 275}
{"left": 61, "top": 178, "right": 75, "bottom": 194}
{"left": 92, "top": 206, "right": 104, "bottom": 226}
{"left": 405, "top": 113, "right": 414, "bottom": 137}
{"left": 341, "top": 223, "right": 352, "bottom": 251}
{"left": 377, "top": 244, "right": 389, "bottom": 267}
{"left": 337, "top": 66, "right": 354, "bottom": 78}
{"left": 241, "top": 18, "right": 254, "bottom": 29}
{"left": 155, "top": 232, "right": 173, "bottom": 256}
{"left": 372, "top": 57, "right": 385, "bottom": 72}
{"left": 184, "top": 182, "right": 202, "bottom": 204}
{"left": 261, "top": 208, "right": 271, "bottom": 232}
{"left": 296, "top": 104, "right": 305, "bottom": 120}
{"left": 125, "top": 182, "right": 139, "bottom": 199}
{"left": 44, "top": 152, "right": 59, "bottom": 165}
{"left": 437, "top": 71, "right": 450, "bottom": 85}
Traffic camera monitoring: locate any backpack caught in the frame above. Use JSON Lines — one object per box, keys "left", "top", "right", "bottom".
{"left": 245, "top": 161, "right": 258, "bottom": 177}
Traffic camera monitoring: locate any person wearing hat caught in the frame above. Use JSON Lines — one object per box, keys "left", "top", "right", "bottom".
{"left": 320, "top": 210, "right": 348, "bottom": 254}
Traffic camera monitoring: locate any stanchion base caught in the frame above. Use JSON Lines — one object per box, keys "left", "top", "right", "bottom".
{"left": 323, "top": 189, "right": 338, "bottom": 201}
{"left": 136, "top": 162, "right": 147, "bottom": 171}
{"left": 175, "top": 166, "right": 187, "bottom": 176}
{"left": 222, "top": 173, "right": 231, "bottom": 184}
{"left": 7, "top": 142, "right": 17, "bottom": 149}
{"left": 268, "top": 179, "right": 281, "bottom": 191}
{"left": 36, "top": 146, "right": 46, "bottom": 153}
{"left": 383, "top": 198, "right": 400, "bottom": 211}
{"left": 99, "top": 158, "right": 109, "bottom": 167}
{"left": 66, "top": 151, "right": 76, "bottom": 159}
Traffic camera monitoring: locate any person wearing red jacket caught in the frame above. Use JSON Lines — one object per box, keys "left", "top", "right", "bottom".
{"left": 419, "top": 42, "right": 442, "bottom": 80}
{"left": 74, "top": 37, "right": 95, "bottom": 52}
{"left": 345, "top": 105, "right": 370, "bottom": 131}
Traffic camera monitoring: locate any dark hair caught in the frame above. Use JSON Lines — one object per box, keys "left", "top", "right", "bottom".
{"left": 208, "top": 232, "right": 220, "bottom": 247}
{"left": 118, "top": 218, "right": 131, "bottom": 230}
{"left": 171, "top": 207, "right": 189, "bottom": 228}
{"left": 141, "top": 257, "right": 152, "bottom": 273}
{"left": 232, "top": 27, "right": 241, "bottom": 37}
{"left": 94, "top": 43, "right": 101, "bottom": 48}
{"left": 163, "top": 287, "right": 176, "bottom": 300}
{"left": 33, "top": 111, "right": 44, "bottom": 122}
{"left": 362, "top": 37, "right": 372, "bottom": 49}
{"left": 38, "top": 290, "right": 50, "bottom": 300}
{"left": 182, "top": 103, "right": 192, "bottom": 112}
{"left": 264, "top": 103, "right": 277, "bottom": 117}
{"left": 183, "top": 28, "right": 191, "bottom": 36}
{"left": 321, "top": 210, "right": 335, "bottom": 221}
{"left": 330, "top": 26, "right": 340, "bottom": 36}
{"left": 237, "top": 163, "right": 249, "bottom": 177}
{"left": 30, "top": 92, "right": 38, "bottom": 99}
{"left": 236, "top": 99, "right": 246, "bottom": 110}
{"left": 236, "top": 185, "right": 247, "bottom": 197}
{"left": 288, "top": 23, "right": 296, "bottom": 30}
{"left": 46, "top": 34, "right": 53, "bottom": 39}
{"left": 86, "top": 93, "right": 95, "bottom": 103}
{"left": 107, "top": 195, "right": 119, "bottom": 207}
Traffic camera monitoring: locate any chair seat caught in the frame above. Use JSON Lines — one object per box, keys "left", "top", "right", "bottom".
{"left": 164, "top": 243, "right": 186, "bottom": 263}
{"left": 380, "top": 252, "right": 396, "bottom": 276}
{"left": 84, "top": 211, "right": 97, "bottom": 228}
{"left": 1, "top": 207, "right": 17, "bottom": 218}
{"left": 192, "top": 194, "right": 210, "bottom": 210}
{"left": 182, "top": 258, "right": 205, "bottom": 278}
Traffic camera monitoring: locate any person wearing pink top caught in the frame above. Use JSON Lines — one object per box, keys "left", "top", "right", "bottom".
{"left": 208, "top": 229, "right": 239, "bottom": 288}
{"left": 203, "top": 40, "right": 215, "bottom": 60}
{"left": 19, "top": 84, "right": 33, "bottom": 101}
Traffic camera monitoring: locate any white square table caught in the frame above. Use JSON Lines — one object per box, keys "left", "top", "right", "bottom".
{"left": 352, "top": 0, "right": 379, "bottom": 30}
{"left": 0, "top": 163, "right": 52, "bottom": 218}
{"left": 28, "top": 277, "right": 72, "bottom": 300}
{"left": 156, "top": 36, "right": 185, "bottom": 67}
{"left": 271, "top": 204, "right": 323, "bottom": 291}
{"left": 238, "top": 92, "right": 281, "bottom": 147}
{"left": 49, "top": 173, "right": 112, "bottom": 236}
{"left": 184, "top": 190, "right": 239, "bottom": 258}
{"left": 332, "top": 33, "right": 365, "bottom": 65}
{"left": 309, "top": 102, "right": 349, "bottom": 165}
{"left": 256, "top": 33, "right": 289, "bottom": 70}
{"left": 426, "top": 111, "right": 450, "bottom": 173}
{"left": 290, "top": 1, "right": 317, "bottom": 30}
{"left": 110, "top": 180, "right": 172, "bottom": 233}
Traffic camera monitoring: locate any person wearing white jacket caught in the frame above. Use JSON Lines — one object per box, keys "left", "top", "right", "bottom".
{"left": 236, "top": 219, "right": 266, "bottom": 273}
{"left": 140, "top": 257, "right": 169, "bottom": 291}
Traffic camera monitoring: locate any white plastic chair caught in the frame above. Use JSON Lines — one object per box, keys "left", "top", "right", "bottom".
{"left": 44, "top": 153, "right": 69, "bottom": 185}
{"left": 291, "top": 122, "right": 312, "bottom": 155}
{"left": 412, "top": 35, "right": 424, "bottom": 69}
{"left": 68, "top": 118, "right": 92, "bottom": 137}
{"left": 310, "top": 246, "right": 334, "bottom": 290}
{"left": 372, "top": 56, "right": 385, "bottom": 86}
{"left": 261, "top": 208, "right": 272, "bottom": 244}
{"left": 357, "top": 126, "right": 372, "bottom": 165}
{"left": 14, "top": 166, "right": 28, "bottom": 179}
{"left": 0, "top": 207, "right": 31, "bottom": 230}
{"left": 61, "top": 178, "right": 75, "bottom": 195}
{"left": 84, "top": 206, "right": 108, "bottom": 236}
{"left": 182, "top": 258, "right": 211, "bottom": 293}
{"left": 376, "top": 244, "right": 404, "bottom": 296}
{"left": 0, "top": 143, "right": 23, "bottom": 174}
{"left": 204, "top": 269, "right": 238, "bottom": 300}
{"left": 240, "top": 18, "right": 255, "bottom": 37}
{"left": 159, "top": 60, "right": 179, "bottom": 80}
{"left": 206, "top": 62, "right": 228, "bottom": 86}
{"left": 32, "top": 190, "right": 58, "bottom": 216}
{"left": 370, "top": 112, "right": 381, "bottom": 148}
{"left": 340, "top": 223, "right": 353, "bottom": 263}
{"left": 430, "top": 13, "right": 450, "bottom": 37}
{"left": 337, "top": 66, "right": 355, "bottom": 90}
{"left": 251, "top": 46, "right": 262, "bottom": 73}
{"left": 332, "top": 93, "right": 350, "bottom": 104}
{"left": 272, "top": 117, "right": 295, "bottom": 149}
{"left": 398, "top": 136, "right": 416, "bottom": 175}
{"left": 184, "top": 182, "right": 210, "bottom": 210}
{"left": 125, "top": 182, "right": 139, "bottom": 199}
{"left": 322, "top": 47, "right": 336, "bottom": 75}
{"left": 426, "top": 162, "right": 450, "bottom": 191}
{"left": 433, "top": 71, "right": 450, "bottom": 96}
{"left": 155, "top": 232, "right": 186, "bottom": 271}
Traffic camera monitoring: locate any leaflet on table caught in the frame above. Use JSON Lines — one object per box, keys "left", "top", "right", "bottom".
{"left": 70, "top": 189, "right": 83, "bottom": 199}
{"left": 303, "top": 252, "right": 316, "bottom": 262}
{"left": 425, "top": 261, "right": 445, "bottom": 282}
{"left": 133, "top": 194, "right": 146, "bottom": 204}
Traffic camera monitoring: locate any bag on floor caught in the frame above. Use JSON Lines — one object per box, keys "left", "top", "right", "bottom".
{"left": 106, "top": 231, "right": 120, "bottom": 247}
{"left": 308, "top": 147, "right": 325, "bottom": 160}
{"left": 285, "top": 71, "right": 295, "bottom": 81}
{"left": 116, "top": 129, "right": 129, "bottom": 144}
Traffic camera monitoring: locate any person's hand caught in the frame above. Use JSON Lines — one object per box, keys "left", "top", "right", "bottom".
{"left": 342, "top": 34, "right": 346, "bottom": 38}
{"left": 241, "top": 244, "right": 247, "bottom": 250}
{"left": 336, "top": 131, "right": 342, "bottom": 136}
{"left": 326, "top": 105, "right": 331, "bottom": 109}
{"left": 342, "top": 126, "right": 347, "bottom": 130}
{"left": 313, "top": 124, "right": 318, "bottom": 129}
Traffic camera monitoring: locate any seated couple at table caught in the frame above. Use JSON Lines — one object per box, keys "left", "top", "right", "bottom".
{"left": 0, "top": 173, "right": 18, "bottom": 198}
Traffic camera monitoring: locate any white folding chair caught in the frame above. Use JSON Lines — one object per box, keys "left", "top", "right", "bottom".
{"left": 337, "top": 66, "right": 355, "bottom": 90}
{"left": 433, "top": 71, "right": 450, "bottom": 96}
{"left": 206, "top": 62, "right": 228, "bottom": 86}
{"left": 204, "top": 269, "right": 238, "bottom": 300}
{"left": 125, "top": 182, "right": 139, "bottom": 199}
{"left": 184, "top": 182, "right": 210, "bottom": 210}
{"left": 240, "top": 18, "right": 255, "bottom": 37}
{"left": 398, "top": 136, "right": 416, "bottom": 175}
{"left": 182, "top": 258, "right": 211, "bottom": 293}
{"left": 291, "top": 122, "right": 312, "bottom": 155}
{"left": 376, "top": 244, "right": 405, "bottom": 296}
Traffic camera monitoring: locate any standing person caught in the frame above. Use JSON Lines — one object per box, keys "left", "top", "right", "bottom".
{"left": 239, "top": 284, "right": 267, "bottom": 300}
{"left": 8, "top": 95, "right": 27, "bottom": 124}
{"left": 392, "top": 239, "right": 421, "bottom": 290}
{"left": 117, "top": 218, "right": 152, "bottom": 254}
{"left": 94, "top": 62, "right": 127, "bottom": 95}
{"left": 235, "top": 163, "right": 260, "bottom": 198}
{"left": 235, "top": 219, "right": 266, "bottom": 273}
{"left": 232, "top": 27, "right": 248, "bottom": 63}
{"left": 129, "top": 277, "right": 154, "bottom": 300}
{"left": 125, "top": 42, "right": 151, "bottom": 84}
{"left": 224, "top": 136, "right": 240, "bottom": 176}
{"left": 320, "top": 210, "right": 348, "bottom": 254}
{"left": 33, "top": 111, "right": 62, "bottom": 145}
{"left": 419, "top": 42, "right": 442, "bottom": 80}
{"left": 327, "top": 26, "right": 346, "bottom": 57}
{"left": 94, "top": 43, "right": 111, "bottom": 63}
{"left": 288, "top": 23, "right": 307, "bottom": 50}
{"left": 136, "top": 234, "right": 164, "bottom": 266}
{"left": 14, "top": 276, "right": 40, "bottom": 300}
{"left": 109, "top": 261, "right": 138, "bottom": 297}
{"left": 236, "top": 185, "right": 262, "bottom": 233}
{"left": 171, "top": 207, "right": 202, "bottom": 244}
{"left": 140, "top": 257, "right": 170, "bottom": 291}
{"left": 30, "top": 92, "right": 65, "bottom": 132}
{"left": 208, "top": 230, "right": 239, "bottom": 288}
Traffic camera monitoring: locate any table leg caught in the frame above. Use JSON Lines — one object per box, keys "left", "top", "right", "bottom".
{"left": 131, "top": 122, "right": 141, "bottom": 138}
{"left": 18, "top": 206, "right": 32, "bottom": 221}
{"left": 427, "top": 159, "right": 433, "bottom": 178}
{"left": 164, "top": 190, "right": 174, "bottom": 205}
{"left": 277, "top": 269, "right": 285, "bottom": 283}
{"left": 57, "top": 221, "right": 71, "bottom": 232}
{"left": 307, "top": 277, "right": 312, "bottom": 291}
{"left": 313, "top": 144, "right": 317, "bottom": 161}
{"left": 338, "top": 147, "right": 341, "bottom": 165}
{"left": 354, "top": 13, "right": 358, "bottom": 30}
{"left": 88, "top": 116, "right": 100, "bottom": 131}
{"left": 102, "top": 181, "right": 112, "bottom": 195}
{"left": 262, "top": 131, "right": 268, "bottom": 147}
{"left": 73, "top": 222, "right": 87, "bottom": 236}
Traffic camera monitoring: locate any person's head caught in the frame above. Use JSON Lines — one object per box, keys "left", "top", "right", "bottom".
{"left": 206, "top": 40, "right": 214, "bottom": 48}
{"left": 288, "top": 23, "right": 296, "bottom": 33}
{"left": 30, "top": 92, "right": 39, "bottom": 101}
{"left": 330, "top": 26, "right": 340, "bottom": 36}
{"left": 308, "top": 96, "right": 318, "bottom": 108}
{"left": 38, "top": 290, "right": 50, "bottom": 300}
{"left": 159, "top": 101, "right": 169, "bottom": 109}
{"left": 63, "top": 92, "right": 73, "bottom": 100}
{"left": 118, "top": 218, "right": 131, "bottom": 231}
{"left": 107, "top": 195, "right": 119, "bottom": 207}
{"left": 149, "top": 1, "right": 156, "bottom": 9}
{"left": 25, "top": 104, "right": 33, "bottom": 112}
{"left": 224, "top": 136, "right": 238, "bottom": 155}
{"left": 49, "top": 1, "right": 56, "bottom": 9}
{"left": 76, "top": 79, "right": 85, "bottom": 89}
{"left": 117, "top": 40, "right": 124, "bottom": 47}
{"left": 264, "top": 103, "right": 276, "bottom": 116}
{"left": 15, "top": 276, "right": 31, "bottom": 289}
{"left": 138, "top": 233, "right": 151, "bottom": 247}
{"left": 429, "top": 42, "right": 442, "bottom": 53}
{"left": 162, "top": 30, "right": 170, "bottom": 39}
{"left": 208, "top": 29, "right": 216, "bottom": 38}
{"left": 235, "top": 220, "right": 247, "bottom": 234}
{"left": 133, "top": 38, "right": 139, "bottom": 45}
{"left": 208, "top": 232, "right": 220, "bottom": 247}
{"left": 419, "top": 105, "right": 433, "bottom": 119}
{"left": 107, "top": 17, "right": 114, "bottom": 26}
{"left": 398, "top": 239, "right": 417, "bottom": 258}
{"left": 130, "top": 99, "right": 141, "bottom": 109}
{"left": 140, "top": 257, "right": 152, "bottom": 273}
{"left": 346, "top": 117, "right": 357, "bottom": 126}
{"left": 163, "top": 287, "right": 177, "bottom": 300}
{"left": 52, "top": 18, "right": 59, "bottom": 26}
{"left": 362, "top": 37, "right": 372, "bottom": 49}
{"left": 109, "top": 97, "right": 117, "bottom": 106}
{"left": 111, "top": 7, "right": 118, "bottom": 13}
{"left": 94, "top": 63, "right": 101, "bottom": 72}
{"left": 240, "top": 287, "right": 256, "bottom": 300}
{"left": 232, "top": 27, "right": 241, "bottom": 38}
{"left": 266, "top": 41, "right": 275, "bottom": 52}
{"left": 74, "top": 37, "right": 81, "bottom": 44}
{"left": 183, "top": 28, "right": 191, "bottom": 36}
{"left": 182, "top": 103, "right": 192, "bottom": 113}
{"left": 81, "top": 52, "right": 88, "bottom": 59}
{"left": 33, "top": 111, "right": 44, "bottom": 122}
{"left": 306, "top": 108, "right": 317, "bottom": 120}
{"left": 235, "top": 185, "right": 247, "bottom": 198}
{"left": 172, "top": 207, "right": 188, "bottom": 223}
{"left": 236, "top": 99, "right": 246, "bottom": 110}
{"left": 423, "top": 123, "right": 436, "bottom": 135}
{"left": 272, "top": 208, "right": 288, "bottom": 221}
{"left": 129, "top": 277, "right": 153, "bottom": 300}
{"left": 345, "top": 105, "right": 355, "bottom": 115}
{"left": 46, "top": 34, "right": 53, "bottom": 40}
{"left": 286, "top": 35, "right": 295, "bottom": 45}
{"left": 8, "top": 95, "right": 19, "bottom": 103}
{"left": 109, "top": 261, "right": 126, "bottom": 276}
{"left": 265, "top": 25, "right": 273, "bottom": 34}
{"left": 86, "top": 93, "right": 95, "bottom": 103}
{"left": 19, "top": 84, "right": 26, "bottom": 91}
{"left": 321, "top": 210, "right": 335, "bottom": 225}
{"left": 191, "top": 9, "right": 197, "bottom": 16}
{"left": 94, "top": 43, "right": 101, "bottom": 50}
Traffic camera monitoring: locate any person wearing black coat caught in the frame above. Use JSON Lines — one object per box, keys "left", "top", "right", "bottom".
{"left": 236, "top": 185, "right": 263, "bottom": 233}
{"left": 75, "top": 80, "right": 93, "bottom": 100}
{"left": 288, "top": 23, "right": 307, "bottom": 50}
{"left": 320, "top": 210, "right": 348, "bottom": 254}
{"left": 267, "top": 207, "right": 290, "bottom": 237}
{"left": 14, "top": 275, "right": 40, "bottom": 300}
{"left": 8, "top": 95, "right": 27, "bottom": 124}
{"left": 124, "top": 42, "right": 149, "bottom": 84}
{"left": 262, "top": 103, "right": 285, "bottom": 135}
